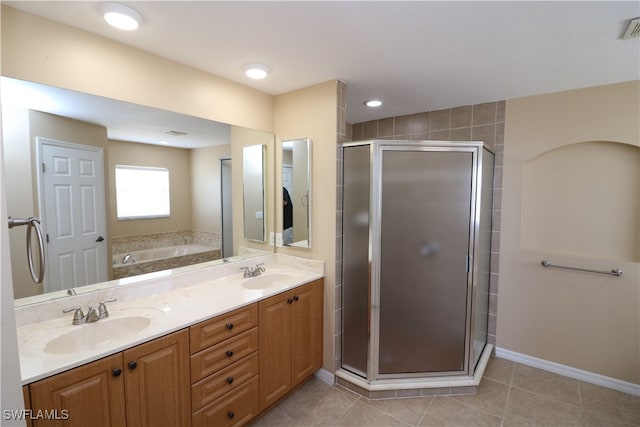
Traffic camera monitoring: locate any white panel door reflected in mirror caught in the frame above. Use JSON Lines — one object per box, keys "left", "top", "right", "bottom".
{"left": 281, "top": 138, "right": 311, "bottom": 248}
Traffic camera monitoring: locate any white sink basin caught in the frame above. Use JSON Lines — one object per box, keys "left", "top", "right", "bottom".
{"left": 44, "top": 316, "right": 152, "bottom": 355}
{"left": 242, "top": 273, "right": 292, "bottom": 290}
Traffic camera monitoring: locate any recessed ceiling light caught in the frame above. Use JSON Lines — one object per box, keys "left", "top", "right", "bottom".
{"left": 365, "top": 100, "right": 383, "bottom": 108}
{"left": 244, "top": 64, "right": 271, "bottom": 80}
{"left": 100, "top": 3, "right": 142, "bottom": 31}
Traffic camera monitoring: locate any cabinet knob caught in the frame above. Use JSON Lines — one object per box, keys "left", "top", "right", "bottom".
{"left": 226, "top": 376, "right": 234, "bottom": 384}
{"left": 287, "top": 298, "right": 293, "bottom": 304}
{"left": 226, "top": 350, "right": 234, "bottom": 358}
{"left": 128, "top": 361, "right": 137, "bottom": 370}
{"left": 227, "top": 411, "right": 235, "bottom": 419}
{"left": 112, "top": 368, "right": 122, "bottom": 377}
{"left": 226, "top": 322, "right": 234, "bottom": 330}
{"left": 293, "top": 295, "right": 299, "bottom": 301}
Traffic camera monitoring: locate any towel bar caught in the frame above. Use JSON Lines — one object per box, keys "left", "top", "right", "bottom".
{"left": 541, "top": 260, "right": 622, "bottom": 277}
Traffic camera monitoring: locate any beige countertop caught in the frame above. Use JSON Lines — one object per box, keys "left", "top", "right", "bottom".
{"left": 16, "top": 254, "right": 323, "bottom": 384}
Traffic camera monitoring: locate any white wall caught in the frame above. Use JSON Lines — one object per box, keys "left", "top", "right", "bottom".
{"left": 0, "top": 91, "right": 26, "bottom": 425}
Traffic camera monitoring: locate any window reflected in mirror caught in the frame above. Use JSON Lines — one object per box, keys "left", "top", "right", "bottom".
{"left": 281, "top": 138, "right": 311, "bottom": 248}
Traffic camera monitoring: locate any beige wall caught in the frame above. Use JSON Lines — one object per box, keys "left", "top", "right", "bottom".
{"left": 499, "top": 80, "right": 640, "bottom": 384}
{"left": 273, "top": 80, "right": 340, "bottom": 372}
{"left": 3, "top": 109, "right": 108, "bottom": 298}
{"left": 1, "top": 5, "right": 274, "bottom": 133}
{"left": 107, "top": 140, "right": 192, "bottom": 238}
{"left": 191, "top": 144, "right": 231, "bottom": 234}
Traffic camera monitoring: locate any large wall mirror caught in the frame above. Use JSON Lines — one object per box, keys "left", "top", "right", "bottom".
{"left": 281, "top": 138, "right": 312, "bottom": 248}
{"left": 1, "top": 76, "right": 275, "bottom": 306}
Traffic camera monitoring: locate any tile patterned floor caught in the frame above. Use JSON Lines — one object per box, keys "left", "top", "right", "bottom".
{"left": 250, "top": 357, "right": 640, "bottom": 426}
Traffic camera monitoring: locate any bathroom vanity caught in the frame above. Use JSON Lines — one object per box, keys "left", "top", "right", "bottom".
{"left": 16, "top": 255, "right": 324, "bottom": 426}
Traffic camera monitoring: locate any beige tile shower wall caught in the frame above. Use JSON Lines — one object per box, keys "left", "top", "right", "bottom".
{"left": 343, "top": 101, "right": 506, "bottom": 366}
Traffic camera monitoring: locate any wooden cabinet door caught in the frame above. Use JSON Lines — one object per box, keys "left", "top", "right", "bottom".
{"left": 29, "top": 353, "right": 126, "bottom": 427}
{"left": 258, "top": 291, "right": 292, "bottom": 410}
{"left": 291, "top": 280, "right": 324, "bottom": 386}
{"left": 123, "top": 329, "right": 191, "bottom": 427}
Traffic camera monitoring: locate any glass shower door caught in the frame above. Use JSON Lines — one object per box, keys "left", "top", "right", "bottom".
{"left": 377, "top": 148, "right": 474, "bottom": 375}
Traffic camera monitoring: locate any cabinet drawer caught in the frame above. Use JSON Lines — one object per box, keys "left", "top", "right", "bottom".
{"left": 191, "top": 328, "right": 258, "bottom": 383}
{"left": 192, "top": 376, "right": 259, "bottom": 427}
{"left": 191, "top": 352, "right": 258, "bottom": 412}
{"left": 190, "top": 304, "right": 258, "bottom": 354}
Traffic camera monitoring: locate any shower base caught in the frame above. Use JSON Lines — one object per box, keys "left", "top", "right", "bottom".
{"left": 334, "top": 344, "right": 493, "bottom": 399}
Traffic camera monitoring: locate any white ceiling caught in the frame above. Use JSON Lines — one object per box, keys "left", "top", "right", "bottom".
{"left": 4, "top": 1, "right": 639, "bottom": 127}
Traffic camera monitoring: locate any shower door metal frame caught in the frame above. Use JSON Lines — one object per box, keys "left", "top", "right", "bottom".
{"left": 341, "top": 140, "right": 492, "bottom": 382}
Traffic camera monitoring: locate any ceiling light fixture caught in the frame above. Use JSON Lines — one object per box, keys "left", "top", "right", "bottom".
{"left": 244, "top": 63, "right": 271, "bottom": 80}
{"left": 100, "top": 2, "right": 142, "bottom": 31}
{"left": 365, "top": 100, "right": 383, "bottom": 108}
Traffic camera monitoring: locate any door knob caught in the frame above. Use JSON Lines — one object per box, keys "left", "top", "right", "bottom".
{"left": 96, "top": 236, "right": 104, "bottom": 242}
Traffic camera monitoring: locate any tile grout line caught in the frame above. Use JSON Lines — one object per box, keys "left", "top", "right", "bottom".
{"left": 415, "top": 396, "right": 434, "bottom": 427}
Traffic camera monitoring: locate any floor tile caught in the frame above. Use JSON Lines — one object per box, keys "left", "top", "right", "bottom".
{"left": 275, "top": 378, "right": 360, "bottom": 426}
{"left": 251, "top": 361, "right": 640, "bottom": 427}
{"left": 579, "top": 381, "right": 640, "bottom": 426}
{"left": 362, "top": 396, "right": 433, "bottom": 426}
{"left": 483, "top": 356, "right": 515, "bottom": 385}
{"left": 452, "top": 378, "right": 509, "bottom": 417}
{"left": 504, "top": 386, "right": 582, "bottom": 426}
{"left": 512, "top": 363, "right": 581, "bottom": 406}
{"left": 335, "top": 399, "right": 412, "bottom": 426}
{"left": 419, "top": 396, "right": 502, "bottom": 427}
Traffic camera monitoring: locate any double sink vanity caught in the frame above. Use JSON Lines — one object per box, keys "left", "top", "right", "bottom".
{"left": 15, "top": 254, "right": 324, "bottom": 426}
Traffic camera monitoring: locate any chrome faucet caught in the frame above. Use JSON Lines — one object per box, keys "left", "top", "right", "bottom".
{"left": 63, "top": 298, "right": 117, "bottom": 325}
{"left": 122, "top": 254, "right": 135, "bottom": 264}
{"left": 85, "top": 306, "right": 100, "bottom": 323}
{"left": 240, "top": 263, "right": 266, "bottom": 278}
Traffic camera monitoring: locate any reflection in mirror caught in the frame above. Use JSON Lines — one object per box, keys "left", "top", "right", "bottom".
{"left": 281, "top": 138, "right": 312, "bottom": 248}
{"left": 1, "top": 77, "right": 275, "bottom": 306}
{"left": 243, "top": 145, "right": 266, "bottom": 242}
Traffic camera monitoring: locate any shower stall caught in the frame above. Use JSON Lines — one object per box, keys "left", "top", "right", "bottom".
{"left": 339, "top": 140, "right": 494, "bottom": 394}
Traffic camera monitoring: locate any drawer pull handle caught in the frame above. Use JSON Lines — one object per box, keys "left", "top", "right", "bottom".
{"left": 226, "top": 376, "right": 234, "bottom": 384}
{"left": 287, "top": 298, "right": 293, "bottom": 304}
{"left": 226, "top": 350, "right": 234, "bottom": 357}
{"left": 227, "top": 411, "right": 235, "bottom": 419}
{"left": 128, "top": 361, "right": 137, "bottom": 370}
{"left": 293, "top": 295, "right": 299, "bottom": 301}
{"left": 112, "top": 368, "right": 122, "bottom": 377}
{"left": 226, "top": 322, "right": 234, "bottom": 330}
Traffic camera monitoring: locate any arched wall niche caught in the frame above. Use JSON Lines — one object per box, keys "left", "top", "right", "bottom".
{"left": 521, "top": 140, "right": 639, "bottom": 262}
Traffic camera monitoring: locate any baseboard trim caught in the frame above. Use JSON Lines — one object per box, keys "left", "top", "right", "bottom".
{"left": 495, "top": 347, "right": 640, "bottom": 396}
{"left": 315, "top": 368, "right": 335, "bottom": 386}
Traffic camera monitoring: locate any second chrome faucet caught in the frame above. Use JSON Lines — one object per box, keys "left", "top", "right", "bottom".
{"left": 240, "top": 263, "right": 266, "bottom": 278}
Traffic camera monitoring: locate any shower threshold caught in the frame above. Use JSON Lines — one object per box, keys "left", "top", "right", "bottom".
{"left": 334, "top": 344, "right": 493, "bottom": 399}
